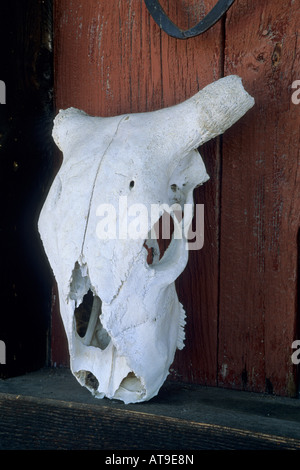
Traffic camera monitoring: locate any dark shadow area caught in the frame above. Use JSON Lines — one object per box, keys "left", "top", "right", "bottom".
{"left": 0, "top": 0, "right": 54, "bottom": 377}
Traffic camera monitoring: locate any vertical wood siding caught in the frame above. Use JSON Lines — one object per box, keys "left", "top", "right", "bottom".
{"left": 218, "top": 0, "right": 300, "bottom": 395}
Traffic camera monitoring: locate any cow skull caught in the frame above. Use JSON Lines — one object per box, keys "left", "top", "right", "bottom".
{"left": 38, "top": 75, "right": 254, "bottom": 403}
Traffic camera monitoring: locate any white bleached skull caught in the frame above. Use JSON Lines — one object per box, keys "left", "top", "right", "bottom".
{"left": 39, "top": 76, "right": 254, "bottom": 403}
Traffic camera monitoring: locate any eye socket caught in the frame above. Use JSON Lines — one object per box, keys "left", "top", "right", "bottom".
{"left": 143, "top": 211, "right": 174, "bottom": 266}
{"left": 129, "top": 180, "right": 135, "bottom": 189}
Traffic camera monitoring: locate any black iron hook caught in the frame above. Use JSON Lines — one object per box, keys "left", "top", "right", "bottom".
{"left": 144, "top": 0, "right": 235, "bottom": 39}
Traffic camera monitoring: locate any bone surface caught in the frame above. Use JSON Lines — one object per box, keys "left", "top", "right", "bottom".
{"left": 39, "top": 75, "right": 254, "bottom": 404}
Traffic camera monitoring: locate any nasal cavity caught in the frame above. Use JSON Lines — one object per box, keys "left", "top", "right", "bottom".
{"left": 114, "top": 371, "right": 146, "bottom": 401}
{"left": 74, "top": 289, "right": 111, "bottom": 350}
{"left": 75, "top": 370, "right": 99, "bottom": 392}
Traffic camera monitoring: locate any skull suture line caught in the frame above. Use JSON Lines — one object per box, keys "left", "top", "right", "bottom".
{"left": 39, "top": 76, "right": 254, "bottom": 404}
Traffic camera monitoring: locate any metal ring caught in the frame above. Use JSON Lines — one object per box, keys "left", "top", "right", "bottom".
{"left": 144, "top": 0, "right": 235, "bottom": 39}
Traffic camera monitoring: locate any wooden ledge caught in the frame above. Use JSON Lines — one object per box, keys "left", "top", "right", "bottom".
{"left": 0, "top": 368, "right": 299, "bottom": 450}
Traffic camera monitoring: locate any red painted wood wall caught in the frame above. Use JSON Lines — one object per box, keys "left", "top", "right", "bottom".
{"left": 51, "top": 0, "right": 300, "bottom": 397}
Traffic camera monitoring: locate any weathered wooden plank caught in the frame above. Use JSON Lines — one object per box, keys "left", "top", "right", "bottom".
{"left": 52, "top": 0, "right": 223, "bottom": 385}
{"left": 1, "top": 382, "right": 300, "bottom": 450}
{"left": 218, "top": 0, "right": 300, "bottom": 395}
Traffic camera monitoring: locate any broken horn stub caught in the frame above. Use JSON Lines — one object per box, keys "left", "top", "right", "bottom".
{"left": 52, "top": 107, "right": 121, "bottom": 157}
{"left": 52, "top": 107, "right": 88, "bottom": 151}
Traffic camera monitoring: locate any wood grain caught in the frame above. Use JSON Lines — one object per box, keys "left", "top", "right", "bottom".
{"left": 218, "top": 0, "right": 300, "bottom": 395}
{"left": 1, "top": 391, "right": 300, "bottom": 450}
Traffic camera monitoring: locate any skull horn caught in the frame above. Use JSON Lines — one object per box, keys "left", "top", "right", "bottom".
{"left": 132, "top": 75, "right": 254, "bottom": 163}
